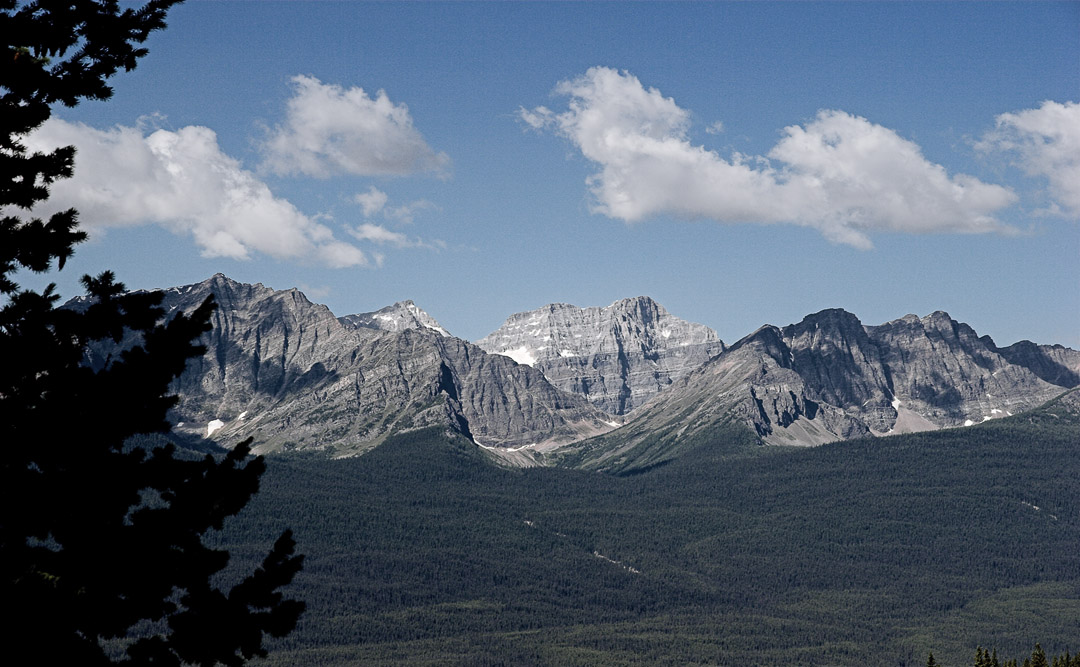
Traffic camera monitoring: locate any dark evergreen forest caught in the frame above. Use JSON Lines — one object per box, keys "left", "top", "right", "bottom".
{"left": 212, "top": 394, "right": 1080, "bottom": 666}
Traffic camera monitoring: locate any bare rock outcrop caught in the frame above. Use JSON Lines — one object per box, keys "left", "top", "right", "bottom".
{"left": 574, "top": 308, "right": 1077, "bottom": 468}
{"left": 866, "top": 312, "right": 1064, "bottom": 426}
{"left": 476, "top": 296, "right": 724, "bottom": 415}
{"left": 990, "top": 339, "right": 1080, "bottom": 389}
{"left": 129, "top": 275, "right": 614, "bottom": 455}
{"left": 339, "top": 300, "right": 450, "bottom": 337}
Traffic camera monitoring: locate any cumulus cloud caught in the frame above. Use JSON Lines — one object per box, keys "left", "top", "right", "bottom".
{"left": 770, "top": 110, "right": 1017, "bottom": 247}
{"left": 976, "top": 100, "right": 1080, "bottom": 217}
{"left": 351, "top": 187, "right": 441, "bottom": 246}
{"left": 522, "top": 66, "right": 1017, "bottom": 248}
{"left": 24, "top": 118, "right": 368, "bottom": 267}
{"left": 354, "top": 186, "right": 389, "bottom": 217}
{"left": 262, "top": 74, "right": 450, "bottom": 178}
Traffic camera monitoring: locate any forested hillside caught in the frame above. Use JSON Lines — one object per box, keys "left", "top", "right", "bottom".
{"left": 217, "top": 393, "right": 1080, "bottom": 666}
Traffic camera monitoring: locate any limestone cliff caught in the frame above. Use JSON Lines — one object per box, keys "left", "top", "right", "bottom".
{"left": 476, "top": 296, "right": 724, "bottom": 415}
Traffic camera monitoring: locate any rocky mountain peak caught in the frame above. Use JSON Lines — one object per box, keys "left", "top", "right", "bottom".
{"left": 479, "top": 296, "right": 720, "bottom": 363}
{"left": 786, "top": 307, "right": 864, "bottom": 333}
{"left": 780, "top": 309, "right": 876, "bottom": 371}
{"left": 728, "top": 325, "right": 789, "bottom": 365}
{"left": 139, "top": 275, "right": 619, "bottom": 458}
{"left": 339, "top": 300, "right": 450, "bottom": 337}
{"left": 165, "top": 274, "right": 306, "bottom": 315}
{"left": 476, "top": 297, "right": 724, "bottom": 415}
{"left": 76, "top": 274, "right": 1078, "bottom": 467}
{"left": 608, "top": 295, "right": 662, "bottom": 321}
{"left": 779, "top": 309, "right": 894, "bottom": 426}
{"left": 578, "top": 308, "right": 1078, "bottom": 468}
{"left": 988, "top": 340, "right": 1080, "bottom": 389}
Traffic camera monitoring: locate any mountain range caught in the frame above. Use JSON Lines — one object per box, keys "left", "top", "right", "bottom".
{"left": 91, "top": 274, "right": 1079, "bottom": 463}
{"left": 562, "top": 308, "right": 1077, "bottom": 472}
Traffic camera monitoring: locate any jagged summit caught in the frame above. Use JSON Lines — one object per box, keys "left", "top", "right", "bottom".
{"left": 993, "top": 340, "right": 1080, "bottom": 387}
{"left": 476, "top": 296, "right": 724, "bottom": 415}
{"left": 158, "top": 276, "right": 451, "bottom": 338}
{"left": 340, "top": 299, "right": 450, "bottom": 337}
{"left": 569, "top": 307, "right": 1080, "bottom": 470}
{"left": 125, "top": 275, "right": 615, "bottom": 458}
{"left": 73, "top": 274, "right": 1078, "bottom": 468}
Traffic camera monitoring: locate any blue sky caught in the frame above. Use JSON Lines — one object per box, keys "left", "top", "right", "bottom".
{"left": 21, "top": 1, "right": 1080, "bottom": 347}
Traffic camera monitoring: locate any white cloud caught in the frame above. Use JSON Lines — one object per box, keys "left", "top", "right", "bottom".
{"left": 262, "top": 74, "right": 450, "bottom": 178}
{"left": 348, "top": 222, "right": 444, "bottom": 250}
{"left": 350, "top": 187, "right": 442, "bottom": 247}
{"left": 24, "top": 118, "right": 368, "bottom": 267}
{"left": 770, "top": 110, "right": 1017, "bottom": 247}
{"left": 350, "top": 223, "right": 412, "bottom": 247}
{"left": 705, "top": 121, "right": 724, "bottom": 135}
{"left": 522, "top": 66, "right": 1017, "bottom": 248}
{"left": 354, "top": 186, "right": 389, "bottom": 217}
{"left": 976, "top": 100, "right": 1080, "bottom": 217}
{"left": 351, "top": 187, "right": 437, "bottom": 225}
{"left": 518, "top": 105, "right": 554, "bottom": 130}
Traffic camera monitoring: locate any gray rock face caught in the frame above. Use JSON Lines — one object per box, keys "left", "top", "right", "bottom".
{"left": 577, "top": 308, "right": 1077, "bottom": 465}
{"left": 990, "top": 340, "right": 1080, "bottom": 388}
{"left": 339, "top": 300, "right": 450, "bottom": 337}
{"left": 476, "top": 296, "right": 724, "bottom": 415}
{"left": 83, "top": 278, "right": 1076, "bottom": 466}
{"left": 585, "top": 322, "right": 872, "bottom": 464}
{"left": 147, "top": 275, "right": 614, "bottom": 455}
{"left": 865, "top": 312, "right": 1064, "bottom": 427}
{"left": 780, "top": 309, "right": 896, "bottom": 433}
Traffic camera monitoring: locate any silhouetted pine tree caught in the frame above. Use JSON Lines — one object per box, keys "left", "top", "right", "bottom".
{"left": 0, "top": 1, "right": 303, "bottom": 664}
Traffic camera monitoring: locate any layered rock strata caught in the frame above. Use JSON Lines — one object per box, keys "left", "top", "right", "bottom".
{"left": 123, "top": 275, "right": 616, "bottom": 456}
{"left": 573, "top": 309, "right": 1078, "bottom": 469}
{"left": 476, "top": 297, "right": 724, "bottom": 415}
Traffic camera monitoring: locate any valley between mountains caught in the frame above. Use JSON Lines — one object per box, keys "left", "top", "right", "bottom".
{"left": 97, "top": 274, "right": 1080, "bottom": 665}
{"left": 103, "top": 273, "right": 1078, "bottom": 468}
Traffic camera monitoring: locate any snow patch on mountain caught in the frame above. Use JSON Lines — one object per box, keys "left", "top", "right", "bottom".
{"left": 339, "top": 299, "right": 450, "bottom": 336}
{"left": 206, "top": 419, "right": 225, "bottom": 437}
{"left": 504, "top": 346, "right": 537, "bottom": 367}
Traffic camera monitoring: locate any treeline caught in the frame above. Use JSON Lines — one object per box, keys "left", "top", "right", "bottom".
{"left": 929, "top": 644, "right": 1080, "bottom": 667}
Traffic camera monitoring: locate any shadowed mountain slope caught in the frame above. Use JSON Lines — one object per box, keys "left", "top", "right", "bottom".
{"left": 562, "top": 309, "right": 1076, "bottom": 471}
